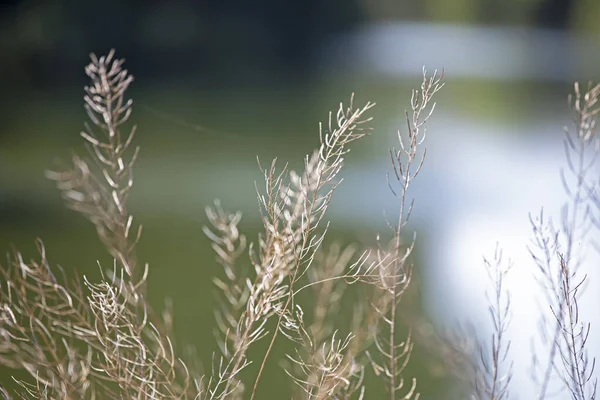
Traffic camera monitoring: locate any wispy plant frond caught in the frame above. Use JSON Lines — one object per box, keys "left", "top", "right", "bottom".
{"left": 286, "top": 330, "right": 364, "bottom": 400}
{"left": 0, "top": 241, "right": 98, "bottom": 399}
{"left": 471, "top": 246, "right": 513, "bottom": 400}
{"left": 201, "top": 95, "right": 376, "bottom": 400}
{"left": 552, "top": 254, "right": 597, "bottom": 400}
{"left": 203, "top": 200, "right": 249, "bottom": 399}
{"left": 306, "top": 243, "right": 358, "bottom": 343}
{"left": 531, "top": 80, "right": 600, "bottom": 400}
{"left": 365, "top": 68, "right": 443, "bottom": 400}
{"left": 248, "top": 95, "right": 375, "bottom": 399}
{"left": 46, "top": 49, "right": 142, "bottom": 282}
{"left": 0, "top": 51, "right": 199, "bottom": 400}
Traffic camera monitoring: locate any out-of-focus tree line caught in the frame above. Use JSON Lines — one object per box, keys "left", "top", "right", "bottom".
{"left": 1, "top": 0, "right": 598, "bottom": 92}
{"left": 1, "top": 0, "right": 362, "bottom": 90}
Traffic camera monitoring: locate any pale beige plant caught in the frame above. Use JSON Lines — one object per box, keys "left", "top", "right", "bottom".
{"left": 1, "top": 51, "right": 198, "bottom": 400}
{"left": 363, "top": 68, "right": 444, "bottom": 400}
{"left": 204, "top": 95, "right": 377, "bottom": 399}
{"left": 529, "top": 81, "right": 600, "bottom": 400}
{"left": 472, "top": 246, "right": 513, "bottom": 400}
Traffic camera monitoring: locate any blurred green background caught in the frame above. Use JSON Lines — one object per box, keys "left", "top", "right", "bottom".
{"left": 1, "top": 0, "right": 600, "bottom": 398}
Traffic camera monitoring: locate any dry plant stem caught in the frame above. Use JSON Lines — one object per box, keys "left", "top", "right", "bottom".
{"left": 529, "top": 211, "right": 561, "bottom": 400}
{"left": 0, "top": 51, "right": 198, "bottom": 399}
{"left": 45, "top": 51, "right": 156, "bottom": 330}
{"left": 291, "top": 248, "right": 391, "bottom": 299}
{"left": 374, "top": 68, "right": 443, "bottom": 400}
{"left": 307, "top": 243, "right": 356, "bottom": 342}
{"left": 214, "top": 162, "right": 288, "bottom": 398}
{"left": 48, "top": 49, "right": 142, "bottom": 283}
{"left": 535, "top": 81, "right": 600, "bottom": 400}
{"left": 284, "top": 244, "right": 370, "bottom": 399}
{"left": 0, "top": 241, "right": 99, "bottom": 398}
{"left": 554, "top": 255, "right": 596, "bottom": 399}
{"left": 203, "top": 201, "right": 248, "bottom": 398}
{"left": 247, "top": 98, "right": 375, "bottom": 400}
{"left": 48, "top": 51, "right": 180, "bottom": 354}
{"left": 473, "top": 246, "right": 513, "bottom": 400}
{"left": 388, "top": 274, "right": 399, "bottom": 400}
{"left": 205, "top": 99, "right": 374, "bottom": 399}
{"left": 0, "top": 243, "right": 192, "bottom": 399}
{"left": 284, "top": 247, "right": 395, "bottom": 399}
{"left": 285, "top": 328, "right": 364, "bottom": 400}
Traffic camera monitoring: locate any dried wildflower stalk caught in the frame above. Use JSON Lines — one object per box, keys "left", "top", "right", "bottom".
{"left": 203, "top": 200, "right": 249, "bottom": 399}
{"left": 0, "top": 243, "right": 194, "bottom": 399}
{"left": 203, "top": 95, "right": 376, "bottom": 399}
{"left": 0, "top": 241, "right": 98, "bottom": 399}
{"left": 46, "top": 50, "right": 142, "bottom": 283}
{"left": 306, "top": 243, "right": 357, "bottom": 343}
{"left": 1, "top": 51, "right": 199, "bottom": 399}
{"left": 554, "top": 254, "right": 596, "bottom": 399}
{"left": 530, "top": 81, "right": 600, "bottom": 400}
{"left": 366, "top": 68, "right": 444, "bottom": 400}
{"left": 471, "top": 246, "right": 513, "bottom": 400}
{"left": 282, "top": 244, "right": 370, "bottom": 400}
{"left": 248, "top": 97, "right": 376, "bottom": 398}
{"left": 285, "top": 329, "right": 365, "bottom": 400}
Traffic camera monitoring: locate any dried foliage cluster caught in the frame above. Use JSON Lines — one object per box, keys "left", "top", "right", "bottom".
{"left": 0, "top": 51, "right": 598, "bottom": 400}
